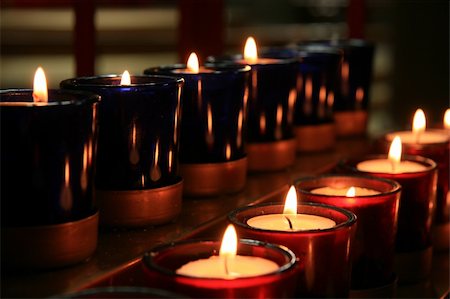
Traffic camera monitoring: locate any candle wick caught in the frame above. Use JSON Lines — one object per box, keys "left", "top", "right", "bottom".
{"left": 224, "top": 256, "right": 229, "bottom": 276}
{"left": 390, "top": 160, "right": 397, "bottom": 173}
{"left": 285, "top": 216, "right": 294, "bottom": 230}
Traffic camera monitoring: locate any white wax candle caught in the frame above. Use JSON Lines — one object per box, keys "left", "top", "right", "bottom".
{"left": 176, "top": 255, "right": 279, "bottom": 279}
{"left": 247, "top": 214, "right": 336, "bottom": 231}
{"left": 357, "top": 159, "right": 427, "bottom": 174}
{"left": 386, "top": 131, "right": 449, "bottom": 144}
{"left": 310, "top": 186, "right": 380, "bottom": 196}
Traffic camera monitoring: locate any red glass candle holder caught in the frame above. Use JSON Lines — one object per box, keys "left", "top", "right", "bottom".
{"left": 295, "top": 174, "right": 401, "bottom": 290}
{"left": 344, "top": 155, "right": 437, "bottom": 253}
{"left": 228, "top": 202, "right": 357, "bottom": 298}
{"left": 379, "top": 133, "right": 449, "bottom": 227}
{"left": 142, "top": 239, "right": 300, "bottom": 298}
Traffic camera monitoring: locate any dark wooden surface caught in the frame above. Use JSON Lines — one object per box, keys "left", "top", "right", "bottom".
{"left": 2, "top": 137, "right": 448, "bottom": 298}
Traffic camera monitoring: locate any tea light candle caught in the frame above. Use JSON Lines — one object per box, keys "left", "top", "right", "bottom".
{"left": 143, "top": 229, "right": 300, "bottom": 298}
{"left": 386, "top": 109, "right": 449, "bottom": 144}
{"left": 310, "top": 186, "right": 380, "bottom": 196}
{"left": 247, "top": 187, "right": 336, "bottom": 231}
{"left": 357, "top": 136, "right": 427, "bottom": 173}
{"left": 383, "top": 109, "right": 449, "bottom": 246}
{"left": 144, "top": 53, "right": 250, "bottom": 196}
{"left": 296, "top": 175, "right": 401, "bottom": 290}
{"left": 176, "top": 225, "right": 279, "bottom": 279}
{"left": 229, "top": 187, "right": 357, "bottom": 297}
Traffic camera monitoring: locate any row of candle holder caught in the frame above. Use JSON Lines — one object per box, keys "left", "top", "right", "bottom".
{"left": 1, "top": 38, "right": 375, "bottom": 230}
{"left": 137, "top": 131, "right": 444, "bottom": 298}
{"left": 1, "top": 36, "right": 448, "bottom": 283}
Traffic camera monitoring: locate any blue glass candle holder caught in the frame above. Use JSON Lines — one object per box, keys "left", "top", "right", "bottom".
{"left": 1, "top": 89, "right": 100, "bottom": 269}
{"left": 144, "top": 63, "right": 250, "bottom": 197}
{"left": 208, "top": 55, "right": 298, "bottom": 171}
{"left": 61, "top": 75, "right": 184, "bottom": 227}
{"left": 261, "top": 46, "right": 341, "bottom": 152}
{"left": 302, "top": 39, "right": 375, "bottom": 137}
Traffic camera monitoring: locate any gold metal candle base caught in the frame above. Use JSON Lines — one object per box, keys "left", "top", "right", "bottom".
{"left": 3, "top": 212, "right": 98, "bottom": 269}
{"left": 394, "top": 246, "right": 433, "bottom": 285}
{"left": 180, "top": 157, "right": 247, "bottom": 197}
{"left": 294, "top": 123, "right": 336, "bottom": 152}
{"left": 96, "top": 180, "right": 183, "bottom": 227}
{"left": 432, "top": 222, "right": 450, "bottom": 251}
{"left": 334, "top": 110, "right": 368, "bottom": 137}
{"left": 247, "top": 138, "right": 296, "bottom": 172}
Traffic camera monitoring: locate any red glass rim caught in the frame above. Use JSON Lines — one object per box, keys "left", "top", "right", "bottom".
{"left": 60, "top": 74, "right": 184, "bottom": 88}
{"left": 0, "top": 89, "right": 100, "bottom": 107}
{"left": 345, "top": 154, "right": 437, "bottom": 175}
{"left": 295, "top": 174, "right": 402, "bottom": 198}
{"left": 228, "top": 202, "right": 357, "bottom": 234}
{"left": 143, "top": 238, "right": 297, "bottom": 280}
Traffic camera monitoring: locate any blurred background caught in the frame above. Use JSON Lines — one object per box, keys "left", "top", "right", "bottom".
{"left": 0, "top": 0, "right": 448, "bottom": 136}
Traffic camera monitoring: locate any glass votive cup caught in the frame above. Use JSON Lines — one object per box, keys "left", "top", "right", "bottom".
{"left": 144, "top": 63, "right": 250, "bottom": 197}
{"left": 342, "top": 154, "right": 438, "bottom": 284}
{"left": 61, "top": 75, "right": 184, "bottom": 227}
{"left": 303, "top": 39, "right": 375, "bottom": 137}
{"left": 0, "top": 89, "right": 100, "bottom": 269}
{"left": 380, "top": 131, "right": 449, "bottom": 250}
{"left": 295, "top": 174, "right": 401, "bottom": 290}
{"left": 208, "top": 55, "right": 298, "bottom": 171}
{"left": 142, "top": 239, "right": 300, "bottom": 298}
{"left": 228, "top": 202, "right": 357, "bottom": 297}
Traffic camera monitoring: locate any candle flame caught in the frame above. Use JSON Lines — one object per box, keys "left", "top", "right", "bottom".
{"left": 187, "top": 52, "right": 199, "bottom": 73}
{"left": 444, "top": 109, "right": 450, "bottom": 130}
{"left": 412, "top": 109, "right": 426, "bottom": 142}
{"left": 120, "top": 70, "right": 131, "bottom": 85}
{"left": 283, "top": 186, "right": 297, "bottom": 215}
{"left": 388, "top": 135, "right": 402, "bottom": 172}
{"left": 219, "top": 224, "right": 237, "bottom": 258}
{"left": 346, "top": 187, "right": 356, "bottom": 197}
{"left": 244, "top": 36, "right": 258, "bottom": 64}
{"left": 33, "top": 66, "right": 48, "bottom": 103}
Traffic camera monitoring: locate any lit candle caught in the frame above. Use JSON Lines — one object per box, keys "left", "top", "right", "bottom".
{"left": 386, "top": 109, "right": 449, "bottom": 144}
{"left": 120, "top": 70, "right": 131, "bottom": 85}
{"left": 444, "top": 109, "right": 450, "bottom": 130}
{"left": 296, "top": 174, "right": 401, "bottom": 289}
{"left": 247, "top": 186, "right": 336, "bottom": 231}
{"left": 176, "top": 224, "right": 279, "bottom": 278}
{"left": 357, "top": 136, "right": 427, "bottom": 173}
{"left": 310, "top": 185, "right": 380, "bottom": 196}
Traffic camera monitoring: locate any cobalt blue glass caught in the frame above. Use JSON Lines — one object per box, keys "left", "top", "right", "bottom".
{"left": 61, "top": 75, "right": 183, "bottom": 191}
{"left": 208, "top": 54, "right": 298, "bottom": 171}
{"left": 262, "top": 46, "right": 341, "bottom": 126}
{"left": 144, "top": 64, "right": 250, "bottom": 164}
{"left": 0, "top": 89, "right": 100, "bottom": 226}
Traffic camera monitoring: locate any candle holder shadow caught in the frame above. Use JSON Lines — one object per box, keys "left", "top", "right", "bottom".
{"left": 341, "top": 154, "right": 438, "bottom": 284}
{"left": 61, "top": 75, "right": 184, "bottom": 227}
{"left": 228, "top": 202, "right": 357, "bottom": 298}
{"left": 1, "top": 89, "right": 101, "bottom": 269}
{"left": 295, "top": 174, "right": 401, "bottom": 292}
{"left": 141, "top": 239, "right": 300, "bottom": 298}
